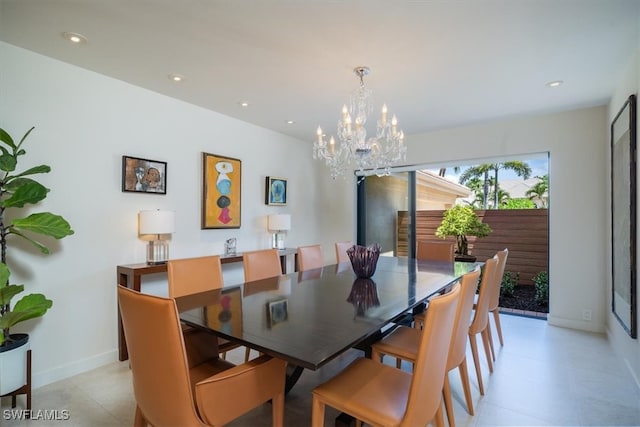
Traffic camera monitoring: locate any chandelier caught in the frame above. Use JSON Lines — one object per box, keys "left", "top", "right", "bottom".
{"left": 313, "top": 66, "right": 406, "bottom": 179}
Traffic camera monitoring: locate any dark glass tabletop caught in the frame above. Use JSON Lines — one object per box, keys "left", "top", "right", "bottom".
{"left": 177, "top": 257, "right": 479, "bottom": 371}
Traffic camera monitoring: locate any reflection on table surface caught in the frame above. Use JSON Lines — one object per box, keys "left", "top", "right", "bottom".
{"left": 177, "top": 257, "right": 479, "bottom": 370}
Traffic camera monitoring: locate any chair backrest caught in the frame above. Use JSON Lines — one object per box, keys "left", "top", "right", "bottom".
{"left": 401, "top": 283, "right": 460, "bottom": 426}
{"left": 118, "top": 286, "right": 202, "bottom": 427}
{"left": 297, "top": 244, "right": 324, "bottom": 271}
{"left": 416, "top": 240, "right": 455, "bottom": 263}
{"left": 447, "top": 267, "right": 482, "bottom": 371}
{"left": 469, "top": 256, "right": 498, "bottom": 335}
{"left": 242, "top": 249, "right": 282, "bottom": 282}
{"left": 488, "top": 248, "right": 509, "bottom": 311}
{"left": 335, "top": 241, "right": 353, "bottom": 264}
{"left": 167, "top": 255, "right": 223, "bottom": 298}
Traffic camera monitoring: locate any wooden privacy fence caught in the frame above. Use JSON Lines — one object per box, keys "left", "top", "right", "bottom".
{"left": 397, "top": 209, "right": 548, "bottom": 286}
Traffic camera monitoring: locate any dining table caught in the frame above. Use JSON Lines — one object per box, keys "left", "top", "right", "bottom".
{"left": 176, "top": 256, "right": 480, "bottom": 393}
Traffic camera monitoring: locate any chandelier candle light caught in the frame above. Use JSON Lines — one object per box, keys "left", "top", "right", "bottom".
{"left": 313, "top": 66, "right": 407, "bottom": 179}
{"left": 139, "top": 209, "right": 175, "bottom": 264}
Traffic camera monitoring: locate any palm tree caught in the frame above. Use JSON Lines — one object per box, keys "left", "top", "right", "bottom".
{"left": 492, "top": 161, "right": 532, "bottom": 208}
{"left": 459, "top": 164, "right": 494, "bottom": 209}
{"left": 526, "top": 174, "right": 549, "bottom": 208}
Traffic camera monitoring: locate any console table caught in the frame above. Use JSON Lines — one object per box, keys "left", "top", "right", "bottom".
{"left": 116, "top": 248, "right": 297, "bottom": 361}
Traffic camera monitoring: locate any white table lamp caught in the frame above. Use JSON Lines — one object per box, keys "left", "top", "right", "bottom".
{"left": 268, "top": 214, "right": 290, "bottom": 250}
{"left": 139, "top": 210, "right": 175, "bottom": 264}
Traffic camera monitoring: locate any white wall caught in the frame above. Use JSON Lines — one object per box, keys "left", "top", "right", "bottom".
{"left": 0, "top": 42, "right": 354, "bottom": 387}
{"left": 607, "top": 45, "right": 640, "bottom": 387}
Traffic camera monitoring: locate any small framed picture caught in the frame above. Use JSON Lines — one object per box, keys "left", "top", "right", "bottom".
{"left": 265, "top": 176, "right": 287, "bottom": 206}
{"left": 122, "top": 156, "right": 167, "bottom": 194}
{"left": 267, "top": 298, "right": 288, "bottom": 327}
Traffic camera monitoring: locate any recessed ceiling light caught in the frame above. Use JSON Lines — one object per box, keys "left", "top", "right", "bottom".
{"left": 239, "top": 101, "right": 250, "bottom": 107}
{"left": 168, "top": 74, "right": 185, "bottom": 82}
{"left": 61, "top": 32, "right": 87, "bottom": 44}
{"left": 286, "top": 120, "right": 295, "bottom": 125}
{"left": 546, "top": 80, "right": 563, "bottom": 88}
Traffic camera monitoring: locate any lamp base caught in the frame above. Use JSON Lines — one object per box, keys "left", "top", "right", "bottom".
{"left": 147, "top": 240, "right": 169, "bottom": 264}
{"left": 272, "top": 232, "right": 285, "bottom": 250}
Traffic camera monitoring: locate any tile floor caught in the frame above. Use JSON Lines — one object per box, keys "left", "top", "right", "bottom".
{"left": 2, "top": 314, "right": 640, "bottom": 426}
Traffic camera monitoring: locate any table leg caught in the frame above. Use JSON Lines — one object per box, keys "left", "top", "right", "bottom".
{"left": 285, "top": 364, "right": 304, "bottom": 394}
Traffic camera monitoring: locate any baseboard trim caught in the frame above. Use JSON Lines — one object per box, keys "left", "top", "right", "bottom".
{"left": 32, "top": 350, "right": 118, "bottom": 389}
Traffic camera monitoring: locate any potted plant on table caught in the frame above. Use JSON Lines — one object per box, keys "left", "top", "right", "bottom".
{"left": 435, "top": 204, "right": 491, "bottom": 262}
{"left": 0, "top": 126, "right": 74, "bottom": 395}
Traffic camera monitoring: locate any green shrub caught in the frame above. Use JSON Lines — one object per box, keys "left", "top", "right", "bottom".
{"left": 501, "top": 271, "right": 519, "bottom": 297}
{"left": 533, "top": 271, "right": 549, "bottom": 306}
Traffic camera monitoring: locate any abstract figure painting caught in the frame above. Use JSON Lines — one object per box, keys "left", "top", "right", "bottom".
{"left": 611, "top": 94, "right": 637, "bottom": 338}
{"left": 122, "top": 155, "right": 167, "bottom": 194}
{"left": 265, "top": 176, "right": 287, "bottom": 206}
{"left": 202, "top": 152, "right": 241, "bottom": 229}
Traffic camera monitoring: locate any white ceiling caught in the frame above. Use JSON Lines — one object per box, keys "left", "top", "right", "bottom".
{"left": 1, "top": 0, "right": 638, "bottom": 143}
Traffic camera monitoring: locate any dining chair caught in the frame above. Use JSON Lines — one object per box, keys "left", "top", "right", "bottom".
{"left": 335, "top": 241, "right": 353, "bottom": 264}
{"left": 311, "top": 283, "right": 461, "bottom": 427}
{"left": 243, "top": 249, "right": 282, "bottom": 282}
{"left": 117, "top": 286, "right": 286, "bottom": 427}
{"left": 371, "top": 268, "right": 482, "bottom": 427}
{"left": 167, "top": 255, "right": 250, "bottom": 362}
{"left": 416, "top": 240, "right": 455, "bottom": 263}
{"left": 486, "top": 248, "right": 509, "bottom": 356}
{"left": 297, "top": 244, "right": 324, "bottom": 271}
{"left": 468, "top": 256, "right": 498, "bottom": 396}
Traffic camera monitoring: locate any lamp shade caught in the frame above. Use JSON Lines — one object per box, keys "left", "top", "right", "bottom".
{"left": 268, "top": 214, "right": 291, "bottom": 231}
{"left": 139, "top": 210, "right": 176, "bottom": 235}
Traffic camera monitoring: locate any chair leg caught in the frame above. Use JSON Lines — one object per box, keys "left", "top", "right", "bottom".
{"left": 458, "top": 358, "right": 474, "bottom": 416}
{"left": 134, "top": 406, "right": 146, "bottom": 427}
{"left": 468, "top": 333, "right": 484, "bottom": 395}
{"left": 434, "top": 402, "right": 445, "bottom": 427}
{"left": 272, "top": 392, "right": 285, "bottom": 427}
{"left": 492, "top": 309, "right": 504, "bottom": 346}
{"left": 481, "top": 329, "right": 494, "bottom": 373}
{"left": 311, "top": 396, "right": 325, "bottom": 427}
{"left": 443, "top": 373, "right": 456, "bottom": 427}
{"left": 486, "top": 321, "right": 496, "bottom": 362}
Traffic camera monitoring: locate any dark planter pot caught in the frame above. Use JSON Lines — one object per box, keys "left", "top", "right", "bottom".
{"left": 0, "top": 333, "right": 29, "bottom": 353}
{"left": 455, "top": 254, "right": 477, "bottom": 263}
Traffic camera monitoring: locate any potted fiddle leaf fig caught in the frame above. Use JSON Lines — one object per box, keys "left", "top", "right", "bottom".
{"left": 0, "top": 126, "right": 74, "bottom": 395}
{"left": 435, "top": 204, "right": 491, "bottom": 261}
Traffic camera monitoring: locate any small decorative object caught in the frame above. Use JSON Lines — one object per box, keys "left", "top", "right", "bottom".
{"left": 611, "top": 94, "right": 637, "bottom": 338}
{"left": 347, "top": 278, "right": 380, "bottom": 316}
{"left": 265, "top": 176, "right": 287, "bottom": 205}
{"left": 138, "top": 210, "right": 175, "bottom": 264}
{"left": 347, "top": 243, "right": 381, "bottom": 279}
{"left": 268, "top": 214, "right": 291, "bottom": 249}
{"left": 122, "top": 155, "right": 167, "bottom": 194}
{"left": 224, "top": 238, "right": 237, "bottom": 256}
{"left": 202, "top": 152, "right": 241, "bottom": 229}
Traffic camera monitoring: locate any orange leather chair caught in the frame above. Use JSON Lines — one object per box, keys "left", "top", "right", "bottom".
{"left": 243, "top": 249, "right": 282, "bottom": 282}
{"left": 335, "top": 241, "right": 353, "bottom": 264}
{"left": 167, "top": 255, "right": 249, "bottom": 362}
{"left": 297, "top": 244, "right": 324, "bottom": 271}
{"left": 117, "top": 286, "right": 286, "bottom": 427}
{"left": 371, "top": 268, "right": 482, "bottom": 426}
{"left": 486, "top": 248, "right": 509, "bottom": 356}
{"left": 416, "top": 240, "right": 455, "bottom": 263}
{"left": 311, "top": 283, "right": 461, "bottom": 427}
{"left": 468, "top": 256, "right": 498, "bottom": 396}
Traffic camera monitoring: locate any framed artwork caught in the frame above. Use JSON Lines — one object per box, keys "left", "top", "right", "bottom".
{"left": 611, "top": 94, "right": 637, "bottom": 339}
{"left": 267, "top": 298, "right": 288, "bottom": 328}
{"left": 202, "top": 152, "right": 241, "bottom": 229}
{"left": 205, "top": 286, "right": 242, "bottom": 336}
{"left": 265, "top": 176, "right": 287, "bottom": 205}
{"left": 122, "top": 155, "right": 167, "bottom": 194}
